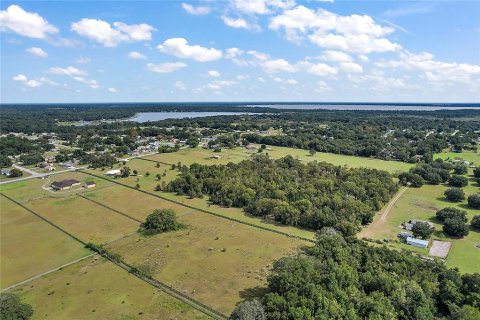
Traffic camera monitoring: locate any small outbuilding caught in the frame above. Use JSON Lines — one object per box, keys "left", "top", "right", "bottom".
{"left": 84, "top": 181, "right": 96, "bottom": 188}
{"left": 399, "top": 231, "right": 412, "bottom": 239}
{"left": 406, "top": 237, "right": 429, "bottom": 248}
{"left": 105, "top": 169, "right": 121, "bottom": 176}
{"left": 211, "top": 155, "right": 221, "bottom": 159}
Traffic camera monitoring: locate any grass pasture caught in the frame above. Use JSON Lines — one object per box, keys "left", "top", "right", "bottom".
{"left": 434, "top": 149, "right": 479, "bottom": 165}
{"left": 1, "top": 197, "right": 89, "bottom": 289}
{"left": 108, "top": 211, "right": 309, "bottom": 315}
{"left": 359, "top": 178, "right": 480, "bottom": 273}
{"left": 0, "top": 171, "right": 110, "bottom": 202}
{"left": 11, "top": 258, "right": 210, "bottom": 320}
{"left": 82, "top": 185, "right": 192, "bottom": 221}
{"left": 22, "top": 196, "right": 139, "bottom": 244}
{"left": 143, "top": 145, "right": 413, "bottom": 174}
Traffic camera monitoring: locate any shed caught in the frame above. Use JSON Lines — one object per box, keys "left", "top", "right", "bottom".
{"left": 399, "top": 231, "right": 412, "bottom": 239}
{"left": 84, "top": 181, "right": 96, "bottom": 188}
{"left": 105, "top": 169, "right": 121, "bottom": 176}
{"left": 406, "top": 237, "right": 429, "bottom": 248}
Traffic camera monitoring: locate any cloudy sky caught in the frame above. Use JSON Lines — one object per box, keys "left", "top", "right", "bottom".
{"left": 1, "top": 0, "right": 479, "bottom": 103}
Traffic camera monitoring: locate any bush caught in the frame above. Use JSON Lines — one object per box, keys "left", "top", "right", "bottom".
{"left": 229, "top": 299, "right": 266, "bottom": 320}
{"left": 453, "top": 163, "right": 468, "bottom": 175}
{"left": 139, "top": 209, "right": 184, "bottom": 235}
{"left": 471, "top": 215, "right": 480, "bottom": 230}
{"left": 443, "top": 217, "right": 469, "bottom": 238}
{"left": 0, "top": 293, "right": 33, "bottom": 320}
{"left": 444, "top": 188, "right": 466, "bottom": 202}
{"left": 412, "top": 221, "right": 435, "bottom": 239}
{"left": 467, "top": 194, "right": 480, "bottom": 209}
{"left": 436, "top": 207, "right": 468, "bottom": 222}
{"left": 9, "top": 168, "right": 23, "bottom": 178}
{"left": 448, "top": 175, "right": 468, "bottom": 188}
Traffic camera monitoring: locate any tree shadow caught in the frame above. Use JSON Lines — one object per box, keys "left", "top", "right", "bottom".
{"left": 239, "top": 286, "right": 269, "bottom": 300}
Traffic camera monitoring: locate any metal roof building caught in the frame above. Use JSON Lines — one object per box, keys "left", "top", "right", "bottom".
{"left": 406, "top": 237, "right": 429, "bottom": 248}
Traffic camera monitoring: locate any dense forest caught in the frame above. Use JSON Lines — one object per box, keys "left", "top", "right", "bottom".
{"left": 230, "top": 228, "right": 480, "bottom": 320}
{"left": 167, "top": 155, "right": 398, "bottom": 235}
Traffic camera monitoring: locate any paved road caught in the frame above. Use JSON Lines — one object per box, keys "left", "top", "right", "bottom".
{"left": 12, "top": 164, "right": 40, "bottom": 177}
{"left": 0, "top": 166, "right": 88, "bottom": 185}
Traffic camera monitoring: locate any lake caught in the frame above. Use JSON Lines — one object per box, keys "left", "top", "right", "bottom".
{"left": 128, "top": 112, "right": 250, "bottom": 122}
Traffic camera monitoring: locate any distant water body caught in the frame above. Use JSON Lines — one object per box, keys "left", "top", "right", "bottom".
{"left": 128, "top": 111, "right": 249, "bottom": 122}
{"left": 245, "top": 104, "right": 480, "bottom": 111}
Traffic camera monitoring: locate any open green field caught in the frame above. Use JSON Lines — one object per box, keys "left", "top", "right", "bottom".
{"left": 0, "top": 171, "right": 111, "bottom": 202}
{"left": 83, "top": 185, "right": 193, "bottom": 221}
{"left": 11, "top": 258, "right": 210, "bottom": 320}
{"left": 359, "top": 176, "right": 480, "bottom": 273}
{"left": 434, "top": 149, "right": 480, "bottom": 165}
{"left": 0, "top": 198, "right": 89, "bottom": 289}
{"left": 144, "top": 145, "right": 413, "bottom": 174}
{"left": 23, "top": 196, "right": 139, "bottom": 244}
{"left": 108, "top": 211, "right": 309, "bottom": 315}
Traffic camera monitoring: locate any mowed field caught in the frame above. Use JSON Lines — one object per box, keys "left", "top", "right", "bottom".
{"left": 0, "top": 197, "right": 89, "bottom": 289}
{"left": 0, "top": 171, "right": 111, "bottom": 202}
{"left": 22, "top": 195, "right": 139, "bottom": 244}
{"left": 144, "top": 145, "right": 413, "bottom": 174}
{"left": 107, "top": 211, "right": 309, "bottom": 315}
{"left": 434, "top": 149, "right": 479, "bottom": 165}
{"left": 11, "top": 258, "right": 211, "bottom": 320}
{"left": 359, "top": 173, "right": 480, "bottom": 273}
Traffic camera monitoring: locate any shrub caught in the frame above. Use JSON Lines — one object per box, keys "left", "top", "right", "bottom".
{"left": 9, "top": 168, "right": 23, "bottom": 178}
{"left": 412, "top": 221, "right": 435, "bottom": 239}
{"left": 453, "top": 163, "right": 468, "bottom": 175}
{"left": 444, "top": 188, "right": 465, "bottom": 202}
{"left": 139, "top": 209, "right": 184, "bottom": 235}
{"left": 471, "top": 215, "right": 480, "bottom": 230}
{"left": 467, "top": 194, "right": 480, "bottom": 209}
{"left": 436, "top": 207, "right": 468, "bottom": 222}
{"left": 229, "top": 299, "right": 266, "bottom": 320}
{"left": 0, "top": 293, "right": 33, "bottom": 320}
{"left": 448, "top": 175, "right": 468, "bottom": 188}
{"left": 443, "top": 217, "right": 469, "bottom": 237}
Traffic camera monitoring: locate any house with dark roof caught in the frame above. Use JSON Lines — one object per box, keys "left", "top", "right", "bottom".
{"left": 51, "top": 179, "right": 81, "bottom": 190}
{"left": 84, "top": 181, "right": 96, "bottom": 188}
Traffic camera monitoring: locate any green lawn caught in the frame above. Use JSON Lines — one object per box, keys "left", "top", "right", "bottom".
{"left": 108, "top": 211, "right": 309, "bottom": 315}
{"left": 434, "top": 149, "right": 479, "bottom": 165}
{"left": 11, "top": 258, "right": 210, "bottom": 320}
{"left": 1, "top": 198, "right": 90, "bottom": 289}
{"left": 359, "top": 174, "right": 480, "bottom": 273}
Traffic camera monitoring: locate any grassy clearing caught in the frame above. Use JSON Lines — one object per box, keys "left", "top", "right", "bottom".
{"left": 23, "top": 196, "right": 139, "bottom": 244}
{"left": 434, "top": 149, "right": 479, "bottom": 165}
{"left": 144, "top": 145, "right": 413, "bottom": 174}
{"left": 108, "top": 211, "right": 309, "bottom": 315}
{"left": 83, "top": 185, "right": 192, "bottom": 221}
{"left": 0, "top": 198, "right": 89, "bottom": 289}
{"left": 84, "top": 166, "right": 315, "bottom": 240}
{"left": 359, "top": 175, "right": 480, "bottom": 273}
{"left": 10, "top": 258, "right": 211, "bottom": 320}
{"left": 0, "top": 171, "right": 111, "bottom": 202}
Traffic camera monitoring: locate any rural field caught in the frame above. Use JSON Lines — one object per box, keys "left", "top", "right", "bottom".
{"left": 22, "top": 196, "right": 139, "bottom": 244}
{"left": 0, "top": 197, "right": 89, "bottom": 289}
{"left": 11, "top": 257, "right": 211, "bottom": 320}
{"left": 434, "top": 149, "right": 479, "bottom": 165}
{"left": 359, "top": 170, "right": 480, "bottom": 273}
{"left": 144, "top": 145, "right": 413, "bottom": 173}
{"left": 0, "top": 171, "right": 110, "bottom": 202}
{"left": 107, "top": 210, "right": 309, "bottom": 315}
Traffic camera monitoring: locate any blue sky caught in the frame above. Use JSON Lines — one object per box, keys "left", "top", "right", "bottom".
{"left": 1, "top": 0, "right": 479, "bottom": 103}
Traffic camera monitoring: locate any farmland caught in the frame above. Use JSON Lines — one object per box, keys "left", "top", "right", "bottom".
{"left": 359, "top": 170, "right": 480, "bottom": 273}
{"left": 107, "top": 210, "right": 308, "bottom": 315}
{"left": 10, "top": 258, "right": 210, "bottom": 320}
{"left": 0, "top": 197, "right": 89, "bottom": 289}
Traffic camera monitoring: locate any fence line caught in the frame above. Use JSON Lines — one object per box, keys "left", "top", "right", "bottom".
{"left": 78, "top": 194, "right": 143, "bottom": 223}
{"left": 1, "top": 192, "right": 226, "bottom": 319}
{"left": 80, "top": 170, "right": 315, "bottom": 243}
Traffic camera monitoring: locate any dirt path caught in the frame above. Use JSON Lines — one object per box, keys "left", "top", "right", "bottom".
{"left": 359, "top": 186, "right": 408, "bottom": 238}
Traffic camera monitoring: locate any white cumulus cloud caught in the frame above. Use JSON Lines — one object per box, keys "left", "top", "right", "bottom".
{"left": 108, "top": 87, "right": 118, "bottom": 93}
{"left": 181, "top": 3, "right": 211, "bottom": 15}
{"left": 208, "top": 70, "right": 221, "bottom": 77}
{"left": 26, "top": 47, "right": 48, "bottom": 58}
{"left": 146, "top": 62, "right": 187, "bottom": 73}
{"left": 128, "top": 51, "right": 146, "bottom": 59}
{"left": 49, "top": 66, "right": 86, "bottom": 77}
{"left": 71, "top": 18, "right": 155, "bottom": 47}
{"left": 157, "top": 38, "right": 222, "bottom": 62}
{"left": 222, "top": 16, "right": 258, "bottom": 30}
{"left": 0, "top": 5, "right": 58, "bottom": 39}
